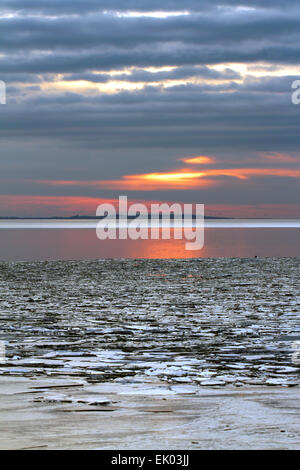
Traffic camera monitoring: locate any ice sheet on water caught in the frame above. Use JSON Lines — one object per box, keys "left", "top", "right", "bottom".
{"left": 0, "top": 258, "right": 299, "bottom": 389}
{"left": 117, "top": 385, "right": 177, "bottom": 396}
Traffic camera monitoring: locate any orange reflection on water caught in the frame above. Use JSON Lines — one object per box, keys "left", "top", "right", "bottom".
{"left": 0, "top": 228, "right": 299, "bottom": 261}
{"left": 125, "top": 238, "right": 206, "bottom": 259}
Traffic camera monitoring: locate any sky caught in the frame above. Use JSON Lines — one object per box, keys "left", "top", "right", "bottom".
{"left": 0, "top": 0, "right": 300, "bottom": 218}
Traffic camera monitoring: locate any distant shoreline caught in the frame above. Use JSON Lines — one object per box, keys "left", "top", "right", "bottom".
{"left": 0, "top": 215, "right": 251, "bottom": 220}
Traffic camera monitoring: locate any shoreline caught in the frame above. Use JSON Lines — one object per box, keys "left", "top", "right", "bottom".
{"left": 0, "top": 376, "right": 299, "bottom": 450}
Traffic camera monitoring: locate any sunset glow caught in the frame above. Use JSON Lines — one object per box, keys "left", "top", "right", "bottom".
{"left": 182, "top": 156, "right": 215, "bottom": 165}
{"left": 37, "top": 167, "right": 300, "bottom": 191}
{"left": 1, "top": 1, "right": 300, "bottom": 219}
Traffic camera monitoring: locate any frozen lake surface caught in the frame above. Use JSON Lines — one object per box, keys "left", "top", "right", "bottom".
{"left": 0, "top": 258, "right": 299, "bottom": 449}
{"left": 0, "top": 258, "right": 299, "bottom": 387}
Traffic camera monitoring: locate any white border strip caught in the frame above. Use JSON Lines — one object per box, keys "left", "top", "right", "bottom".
{"left": 0, "top": 219, "right": 299, "bottom": 229}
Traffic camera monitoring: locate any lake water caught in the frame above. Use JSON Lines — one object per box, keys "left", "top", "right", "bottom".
{"left": 0, "top": 257, "right": 299, "bottom": 388}
{"left": 0, "top": 222, "right": 299, "bottom": 261}
{"left": 1, "top": 225, "right": 299, "bottom": 450}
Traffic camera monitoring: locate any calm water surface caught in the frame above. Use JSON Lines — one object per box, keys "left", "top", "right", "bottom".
{"left": 0, "top": 228, "right": 299, "bottom": 261}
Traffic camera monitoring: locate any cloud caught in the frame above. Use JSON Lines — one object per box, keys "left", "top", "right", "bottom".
{"left": 1, "top": 79, "right": 299, "bottom": 152}
{"left": 37, "top": 167, "right": 300, "bottom": 191}
{"left": 259, "top": 152, "right": 300, "bottom": 162}
{"left": 182, "top": 156, "right": 216, "bottom": 165}
{"left": 62, "top": 66, "right": 240, "bottom": 84}
{"left": 1, "top": 1, "right": 300, "bottom": 215}
{"left": 2, "top": 7, "right": 300, "bottom": 78}
{"left": 2, "top": 0, "right": 300, "bottom": 15}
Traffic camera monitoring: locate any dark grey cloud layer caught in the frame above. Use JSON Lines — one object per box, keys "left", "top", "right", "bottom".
{"left": 1, "top": 7, "right": 300, "bottom": 77}
{"left": 2, "top": 78, "right": 299, "bottom": 151}
{"left": 2, "top": 10, "right": 299, "bottom": 52}
{"left": 2, "top": 0, "right": 300, "bottom": 14}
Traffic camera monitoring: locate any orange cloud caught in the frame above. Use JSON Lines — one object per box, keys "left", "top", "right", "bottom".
{"left": 206, "top": 204, "right": 300, "bottom": 218}
{"left": 37, "top": 172, "right": 216, "bottom": 190}
{"left": 2, "top": 195, "right": 300, "bottom": 219}
{"left": 181, "top": 155, "right": 215, "bottom": 165}
{"left": 120, "top": 170, "right": 215, "bottom": 189}
{"left": 38, "top": 167, "right": 300, "bottom": 190}
{"left": 204, "top": 168, "right": 300, "bottom": 180}
{"left": 0, "top": 195, "right": 113, "bottom": 217}
{"left": 259, "top": 152, "right": 299, "bottom": 163}
{"left": 0, "top": 195, "right": 180, "bottom": 217}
